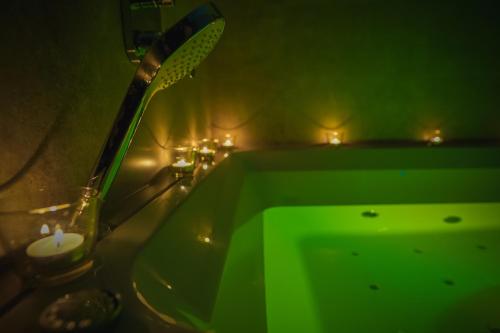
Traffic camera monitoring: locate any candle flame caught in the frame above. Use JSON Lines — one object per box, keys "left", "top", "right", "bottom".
{"left": 173, "top": 158, "right": 191, "bottom": 168}
{"left": 40, "top": 224, "right": 50, "bottom": 235}
{"left": 54, "top": 229, "right": 64, "bottom": 248}
{"left": 222, "top": 134, "right": 234, "bottom": 147}
{"left": 327, "top": 131, "right": 342, "bottom": 146}
{"left": 200, "top": 146, "right": 210, "bottom": 154}
{"left": 429, "top": 129, "right": 443, "bottom": 145}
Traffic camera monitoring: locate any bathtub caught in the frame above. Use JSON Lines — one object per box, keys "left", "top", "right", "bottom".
{"left": 121, "top": 146, "right": 500, "bottom": 333}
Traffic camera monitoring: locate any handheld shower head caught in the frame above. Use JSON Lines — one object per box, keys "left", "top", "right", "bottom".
{"left": 140, "top": 2, "right": 225, "bottom": 91}
{"left": 89, "top": 2, "right": 225, "bottom": 199}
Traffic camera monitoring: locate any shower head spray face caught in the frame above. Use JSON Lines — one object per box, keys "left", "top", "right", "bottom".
{"left": 155, "top": 15, "right": 225, "bottom": 89}
{"left": 145, "top": 2, "right": 225, "bottom": 91}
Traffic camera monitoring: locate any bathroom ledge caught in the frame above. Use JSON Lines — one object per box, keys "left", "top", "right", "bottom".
{"left": 2, "top": 145, "right": 500, "bottom": 332}
{"left": 0, "top": 155, "right": 241, "bottom": 333}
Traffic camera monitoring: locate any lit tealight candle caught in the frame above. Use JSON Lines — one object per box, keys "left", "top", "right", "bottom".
{"left": 429, "top": 129, "right": 443, "bottom": 145}
{"left": 26, "top": 230, "right": 84, "bottom": 259}
{"left": 199, "top": 146, "right": 215, "bottom": 155}
{"left": 171, "top": 157, "right": 195, "bottom": 178}
{"left": 327, "top": 131, "right": 342, "bottom": 146}
{"left": 172, "top": 158, "right": 193, "bottom": 168}
{"left": 197, "top": 139, "right": 217, "bottom": 164}
{"left": 222, "top": 134, "right": 234, "bottom": 148}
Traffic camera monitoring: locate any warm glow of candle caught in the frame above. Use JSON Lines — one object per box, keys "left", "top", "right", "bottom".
{"left": 40, "top": 224, "right": 50, "bottom": 235}
{"left": 26, "top": 233, "right": 84, "bottom": 259}
{"left": 172, "top": 158, "right": 192, "bottom": 168}
{"left": 222, "top": 134, "right": 234, "bottom": 147}
{"left": 327, "top": 131, "right": 342, "bottom": 146}
{"left": 429, "top": 129, "right": 443, "bottom": 145}
{"left": 199, "top": 146, "right": 215, "bottom": 155}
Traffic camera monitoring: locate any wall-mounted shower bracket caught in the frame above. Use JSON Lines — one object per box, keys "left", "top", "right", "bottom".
{"left": 121, "top": 0, "right": 175, "bottom": 63}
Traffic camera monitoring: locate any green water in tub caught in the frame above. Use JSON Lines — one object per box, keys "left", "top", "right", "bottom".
{"left": 212, "top": 202, "right": 500, "bottom": 333}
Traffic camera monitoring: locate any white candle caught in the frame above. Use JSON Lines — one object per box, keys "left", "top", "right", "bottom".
{"left": 327, "top": 131, "right": 342, "bottom": 146}
{"left": 199, "top": 146, "right": 214, "bottom": 155}
{"left": 222, "top": 137, "right": 234, "bottom": 147}
{"left": 172, "top": 159, "right": 193, "bottom": 168}
{"left": 429, "top": 129, "right": 443, "bottom": 144}
{"left": 329, "top": 137, "right": 341, "bottom": 145}
{"left": 26, "top": 233, "right": 84, "bottom": 259}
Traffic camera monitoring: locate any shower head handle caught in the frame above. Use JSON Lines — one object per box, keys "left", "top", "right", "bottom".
{"left": 88, "top": 2, "right": 225, "bottom": 200}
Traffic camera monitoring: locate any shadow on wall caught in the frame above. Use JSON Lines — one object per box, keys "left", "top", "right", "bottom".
{"left": 0, "top": 0, "right": 134, "bottom": 211}
{"left": 0, "top": 0, "right": 221, "bottom": 259}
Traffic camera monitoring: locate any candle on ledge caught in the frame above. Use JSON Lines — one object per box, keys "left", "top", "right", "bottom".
{"left": 172, "top": 158, "right": 195, "bottom": 177}
{"left": 172, "top": 146, "right": 196, "bottom": 177}
{"left": 26, "top": 225, "right": 86, "bottom": 276}
{"left": 222, "top": 134, "right": 234, "bottom": 148}
{"left": 220, "top": 134, "right": 236, "bottom": 158}
{"left": 199, "top": 146, "right": 215, "bottom": 155}
{"left": 326, "top": 131, "right": 343, "bottom": 146}
{"left": 172, "top": 158, "right": 193, "bottom": 168}
{"left": 7, "top": 191, "right": 101, "bottom": 284}
{"left": 26, "top": 230, "right": 84, "bottom": 260}
{"left": 197, "top": 139, "right": 217, "bottom": 163}
{"left": 428, "top": 129, "right": 443, "bottom": 145}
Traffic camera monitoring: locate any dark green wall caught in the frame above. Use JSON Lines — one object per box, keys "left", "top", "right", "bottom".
{"left": 0, "top": 1, "right": 219, "bottom": 260}
{"left": 0, "top": 0, "right": 133, "bottom": 211}
{"left": 1, "top": 0, "right": 499, "bottom": 210}
{"left": 198, "top": 0, "right": 500, "bottom": 146}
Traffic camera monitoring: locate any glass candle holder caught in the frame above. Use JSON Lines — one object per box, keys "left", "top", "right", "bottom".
{"left": 428, "top": 129, "right": 443, "bottom": 145}
{"left": 0, "top": 187, "right": 100, "bottom": 286}
{"left": 171, "top": 146, "right": 196, "bottom": 177}
{"left": 220, "top": 134, "right": 236, "bottom": 158}
{"left": 197, "top": 138, "right": 217, "bottom": 163}
{"left": 326, "top": 131, "right": 343, "bottom": 146}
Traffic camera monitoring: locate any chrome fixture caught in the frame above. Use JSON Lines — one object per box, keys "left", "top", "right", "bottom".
{"left": 88, "top": 2, "right": 225, "bottom": 201}
{"left": 121, "top": 0, "right": 176, "bottom": 63}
